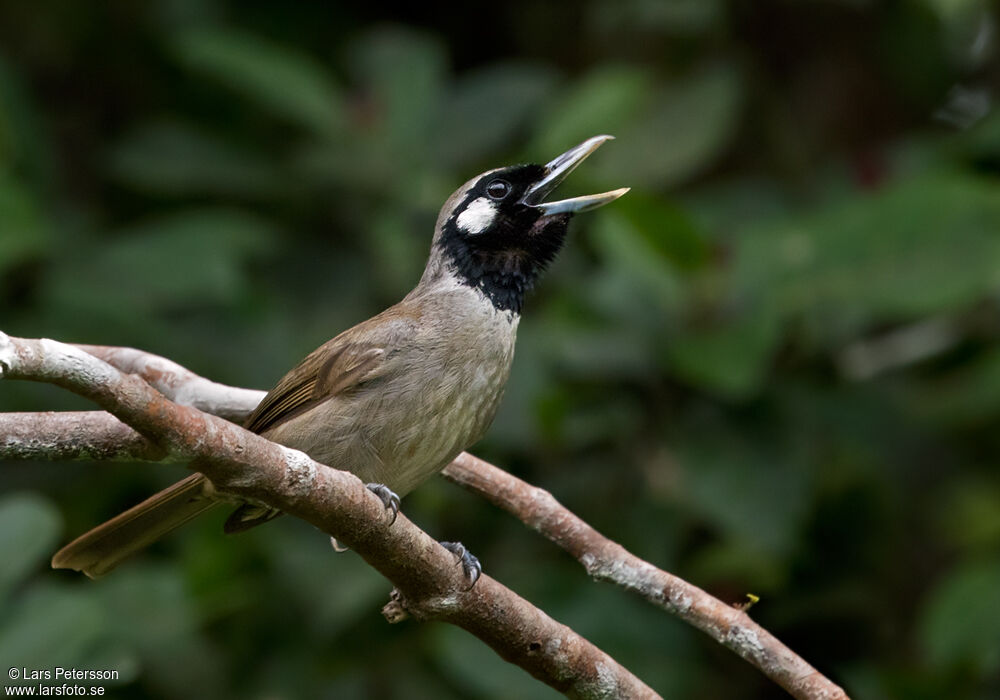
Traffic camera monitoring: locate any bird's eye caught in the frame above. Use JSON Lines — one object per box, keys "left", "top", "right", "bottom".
{"left": 486, "top": 179, "right": 511, "bottom": 200}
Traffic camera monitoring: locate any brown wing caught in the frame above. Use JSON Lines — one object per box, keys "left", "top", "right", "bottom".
{"left": 243, "top": 338, "right": 386, "bottom": 435}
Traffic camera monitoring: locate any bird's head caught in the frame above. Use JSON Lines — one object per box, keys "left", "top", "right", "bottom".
{"left": 425, "top": 135, "right": 628, "bottom": 313}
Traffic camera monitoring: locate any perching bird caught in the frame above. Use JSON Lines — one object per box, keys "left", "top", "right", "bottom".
{"left": 52, "top": 135, "right": 628, "bottom": 579}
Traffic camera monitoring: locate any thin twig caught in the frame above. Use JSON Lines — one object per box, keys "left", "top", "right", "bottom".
{"left": 74, "top": 344, "right": 265, "bottom": 422}
{"left": 444, "top": 454, "right": 849, "bottom": 700}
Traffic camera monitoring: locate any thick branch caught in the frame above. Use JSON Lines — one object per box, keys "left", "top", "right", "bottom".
{"left": 0, "top": 411, "right": 168, "bottom": 462}
{"left": 0, "top": 333, "right": 655, "bottom": 699}
{"left": 0, "top": 337, "right": 850, "bottom": 699}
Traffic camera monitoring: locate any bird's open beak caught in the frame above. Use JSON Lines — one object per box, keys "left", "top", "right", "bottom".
{"left": 522, "top": 135, "right": 629, "bottom": 215}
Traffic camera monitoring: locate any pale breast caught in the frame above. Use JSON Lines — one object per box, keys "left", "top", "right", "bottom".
{"left": 265, "top": 282, "right": 519, "bottom": 496}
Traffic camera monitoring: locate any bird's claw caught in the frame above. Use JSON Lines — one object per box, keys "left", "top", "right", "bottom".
{"left": 439, "top": 541, "right": 482, "bottom": 589}
{"left": 330, "top": 484, "right": 399, "bottom": 552}
{"left": 366, "top": 483, "right": 401, "bottom": 525}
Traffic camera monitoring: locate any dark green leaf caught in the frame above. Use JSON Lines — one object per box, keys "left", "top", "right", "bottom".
{"left": 171, "top": 28, "right": 346, "bottom": 136}
{"left": 349, "top": 28, "right": 447, "bottom": 162}
{"left": 673, "top": 430, "right": 811, "bottom": 555}
{"left": 919, "top": 559, "right": 1000, "bottom": 670}
{"left": 0, "top": 584, "right": 105, "bottom": 671}
{"left": 436, "top": 63, "right": 557, "bottom": 168}
{"left": 534, "top": 65, "right": 651, "bottom": 158}
{"left": 47, "top": 209, "right": 274, "bottom": 313}
{"left": 736, "top": 173, "right": 1000, "bottom": 337}
{"left": 0, "top": 493, "right": 61, "bottom": 600}
{"left": 593, "top": 64, "right": 743, "bottom": 189}
{"left": 0, "top": 169, "right": 49, "bottom": 278}
{"left": 106, "top": 121, "right": 283, "bottom": 197}
{"left": 665, "top": 310, "right": 781, "bottom": 397}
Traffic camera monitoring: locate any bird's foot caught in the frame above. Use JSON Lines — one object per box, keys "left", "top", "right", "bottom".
{"left": 439, "top": 541, "right": 482, "bottom": 589}
{"left": 366, "top": 483, "right": 401, "bottom": 524}
{"left": 330, "top": 483, "right": 399, "bottom": 552}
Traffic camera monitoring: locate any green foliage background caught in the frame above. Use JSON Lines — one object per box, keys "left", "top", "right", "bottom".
{"left": 2, "top": 1, "right": 1000, "bottom": 697}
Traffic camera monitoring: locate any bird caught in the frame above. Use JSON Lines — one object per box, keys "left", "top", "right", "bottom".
{"left": 51, "top": 135, "right": 629, "bottom": 580}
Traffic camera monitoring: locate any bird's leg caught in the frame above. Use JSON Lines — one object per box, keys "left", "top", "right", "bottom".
{"left": 329, "top": 483, "right": 400, "bottom": 553}
{"left": 366, "top": 483, "right": 401, "bottom": 525}
{"left": 439, "top": 541, "right": 482, "bottom": 589}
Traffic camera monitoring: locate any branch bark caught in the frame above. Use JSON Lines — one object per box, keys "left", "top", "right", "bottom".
{"left": 73, "top": 344, "right": 265, "bottom": 423}
{"left": 0, "top": 411, "right": 167, "bottom": 462}
{"left": 0, "top": 334, "right": 850, "bottom": 699}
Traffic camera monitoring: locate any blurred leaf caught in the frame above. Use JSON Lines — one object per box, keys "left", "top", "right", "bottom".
{"left": 366, "top": 208, "right": 429, "bottom": 298}
{"left": 880, "top": 2, "right": 951, "bottom": 107}
{"left": 674, "top": 430, "right": 811, "bottom": 555}
{"left": 588, "top": 0, "right": 724, "bottom": 35}
{"left": 613, "top": 192, "right": 711, "bottom": 271}
{"left": 957, "top": 109, "right": 1000, "bottom": 162}
{"left": 836, "top": 664, "right": 894, "bottom": 700}
{"left": 665, "top": 310, "right": 781, "bottom": 397}
{"left": 683, "top": 177, "right": 792, "bottom": 243}
{"left": 350, "top": 28, "right": 447, "bottom": 163}
{"left": 0, "top": 493, "right": 61, "bottom": 601}
{"left": 594, "top": 63, "right": 743, "bottom": 189}
{"left": 259, "top": 530, "right": 385, "bottom": 639}
{"left": 736, "top": 173, "right": 1000, "bottom": 337}
{"left": 0, "top": 583, "right": 105, "bottom": 671}
{"left": 47, "top": 208, "right": 274, "bottom": 313}
{"left": 535, "top": 65, "right": 652, "bottom": 157}
{"left": 537, "top": 388, "right": 645, "bottom": 448}
{"left": 904, "top": 348, "right": 1000, "bottom": 428}
{"left": 588, "top": 207, "right": 687, "bottom": 316}
{"left": 551, "top": 325, "right": 656, "bottom": 382}
{"left": 687, "top": 540, "right": 785, "bottom": 592}
{"left": 106, "top": 121, "right": 284, "bottom": 197}
{"left": 919, "top": 559, "right": 1000, "bottom": 670}
{"left": 96, "top": 565, "right": 226, "bottom": 698}
{"left": 936, "top": 479, "right": 1000, "bottom": 552}
{"left": 436, "top": 63, "right": 557, "bottom": 168}
{"left": 921, "top": 0, "right": 995, "bottom": 70}
{"left": 485, "top": 320, "right": 552, "bottom": 450}
{"left": 0, "top": 169, "right": 49, "bottom": 277}
{"left": 170, "top": 27, "right": 346, "bottom": 136}
{"left": 0, "top": 59, "right": 22, "bottom": 168}
{"left": 922, "top": 0, "right": 988, "bottom": 22}
{"left": 0, "top": 55, "right": 51, "bottom": 184}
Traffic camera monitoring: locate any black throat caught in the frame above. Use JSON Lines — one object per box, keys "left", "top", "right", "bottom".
{"left": 437, "top": 213, "right": 571, "bottom": 314}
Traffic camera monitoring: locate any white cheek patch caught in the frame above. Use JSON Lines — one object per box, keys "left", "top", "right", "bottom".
{"left": 455, "top": 197, "right": 497, "bottom": 235}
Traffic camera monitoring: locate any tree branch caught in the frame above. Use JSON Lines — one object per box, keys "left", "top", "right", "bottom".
{"left": 0, "top": 332, "right": 656, "bottom": 699}
{"left": 443, "top": 454, "right": 848, "bottom": 700}
{"left": 0, "top": 411, "right": 168, "bottom": 462}
{"left": 73, "top": 344, "right": 265, "bottom": 423}
{"left": 0, "top": 335, "right": 850, "bottom": 699}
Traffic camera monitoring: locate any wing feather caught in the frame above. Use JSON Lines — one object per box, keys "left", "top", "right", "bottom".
{"left": 243, "top": 339, "right": 387, "bottom": 435}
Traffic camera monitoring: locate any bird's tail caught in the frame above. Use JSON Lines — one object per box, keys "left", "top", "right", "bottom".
{"left": 51, "top": 473, "right": 219, "bottom": 579}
